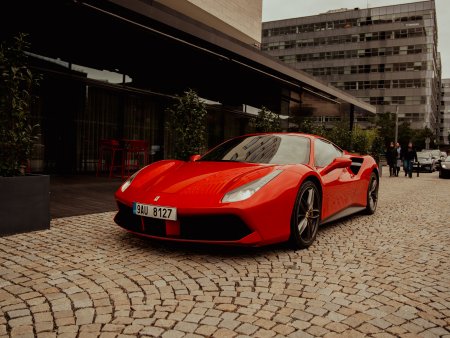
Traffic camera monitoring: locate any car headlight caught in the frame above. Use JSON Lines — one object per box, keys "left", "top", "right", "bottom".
{"left": 221, "top": 169, "right": 283, "bottom": 203}
{"left": 120, "top": 170, "right": 142, "bottom": 192}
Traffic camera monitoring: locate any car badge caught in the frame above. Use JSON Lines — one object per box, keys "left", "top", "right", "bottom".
{"left": 154, "top": 196, "right": 160, "bottom": 202}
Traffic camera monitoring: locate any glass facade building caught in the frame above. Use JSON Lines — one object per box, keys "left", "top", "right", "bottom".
{"left": 262, "top": 1, "right": 441, "bottom": 135}
{"left": 1, "top": 0, "right": 374, "bottom": 175}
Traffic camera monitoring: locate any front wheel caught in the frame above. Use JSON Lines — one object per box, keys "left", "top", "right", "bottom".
{"left": 365, "top": 172, "right": 379, "bottom": 215}
{"left": 290, "top": 181, "right": 321, "bottom": 249}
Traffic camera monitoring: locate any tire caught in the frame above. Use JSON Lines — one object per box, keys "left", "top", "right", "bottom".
{"left": 365, "top": 172, "right": 379, "bottom": 215}
{"left": 290, "top": 181, "right": 321, "bottom": 249}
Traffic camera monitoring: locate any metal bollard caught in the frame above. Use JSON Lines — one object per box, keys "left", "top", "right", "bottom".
{"left": 417, "top": 161, "right": 420, "bottom": 177}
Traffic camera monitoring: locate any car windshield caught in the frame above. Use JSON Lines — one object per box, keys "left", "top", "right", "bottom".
{"left": 199, "top": 135, "right": 310, "bottom": 165}
{"left": 417, "top": 152, "right": 430, "bottom": 160}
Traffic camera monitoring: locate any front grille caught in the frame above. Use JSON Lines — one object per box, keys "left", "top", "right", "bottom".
{"left": 114, "top": 202, "right": 141, "bottom": 232}
{"left": 179, "top": 215, "right": 251, "bottom": 241}
{"left": 114, "top": 203, "right": 252, "bottom": 241}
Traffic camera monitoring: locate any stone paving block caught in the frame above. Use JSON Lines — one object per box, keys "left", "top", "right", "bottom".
{"left": 10, "top": 324, "right": 34, "bottom": 336}
{"left": 0, "top": 175, "right": 449, "bottom": 337}
{"left": 160, "top": 329, "right": 185, "bottom": 338}
{"left": 195, "top": 324, "right": 217, "bottom": 336}
{"left": 211, "top": 327, "right": 238, "bottom": 337}
{"left": 306, "top": 324, "right": 330, "bottom": 336}
{"left": 37, "top": 332, "right": 57, "bottom": 338}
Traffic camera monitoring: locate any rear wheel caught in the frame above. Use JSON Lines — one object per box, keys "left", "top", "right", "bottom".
{"left": 365, "top": 172, "right": 379, "bottom": 215}
{"left": 290, "top": 181, "right": 321, "bottom": 249}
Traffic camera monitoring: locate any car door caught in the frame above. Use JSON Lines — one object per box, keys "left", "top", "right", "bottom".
{"left": 314, "top": 138, "right": 355, "bottom": 220}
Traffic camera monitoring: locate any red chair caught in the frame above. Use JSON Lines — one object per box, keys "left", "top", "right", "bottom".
{"left": 96, "top": 139, "right": 124, "bottom": 179}
{"left": 123, "top": 140, "right": 149, "bottom": 177}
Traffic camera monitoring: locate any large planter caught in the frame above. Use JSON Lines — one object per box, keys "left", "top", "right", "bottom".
{"left": 0, "top": 174, "right": 50, "bottom": 236}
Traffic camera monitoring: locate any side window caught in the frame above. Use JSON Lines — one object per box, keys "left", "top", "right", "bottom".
{"left": 314, "top": 139, "right": 342, "bottom": 167}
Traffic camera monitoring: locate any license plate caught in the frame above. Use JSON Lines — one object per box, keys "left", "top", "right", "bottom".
{"left": 133, "top": 202, "right": 177, "bottom": 221}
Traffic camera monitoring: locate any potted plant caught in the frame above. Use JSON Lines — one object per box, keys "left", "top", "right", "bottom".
{"left": 0, "top": 33, "right": 50, "bottom": 236}
{"left": 165, "top": 89, "right": 208, "bottom": 160}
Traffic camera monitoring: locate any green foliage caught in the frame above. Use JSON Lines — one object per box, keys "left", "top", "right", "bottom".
{"left": 373, "top": 112, "right": 437, "bottom": 150}
{"left": 297, "top": 119, "right": 378, "bottom": 155}
{"left": 350, "top": 126, "right": 370, "bottom": 155}
{"left": 251, "top": 106, "right": 281, "bottom": 132}
{"left": 398, "top": 120, "right": 414, "bottom": 147}
{"left": 297, "top": 119, "right": 326, "bottom": 136}
{"left": 412, "top": 127, "right": 435, "bottom": 150}
{"left": 326, "top": 121, "right": 352, "bottom": 151}
{"left": 374, "top": 112, "right": 395, "bottom": 146}
{"left": 364, "top": 128, "right": 384, "bottom": 161}
{"left": 0, "top": 33, "right": 40, "bottom": 176}
{"left": 166, "top": 89, "right": 208, "bottom": 160}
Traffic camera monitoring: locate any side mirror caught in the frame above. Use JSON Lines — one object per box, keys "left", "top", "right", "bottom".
{"left": 320, "top": 157, "right": 352, "bottom": 176}
{"left": 189, "top": 154, "right": 201, "bottom": 162}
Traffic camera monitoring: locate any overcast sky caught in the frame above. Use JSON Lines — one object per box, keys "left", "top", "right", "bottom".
{"left": 262, "top": 0, "right": 450, "bottom": 78}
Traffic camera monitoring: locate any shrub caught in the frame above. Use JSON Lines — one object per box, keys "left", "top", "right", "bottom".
{"left": 251, "top": 106, "right": 281, "bottom": 132}
{"left": 0, "top": 33, "right": 40, "bottom": 176}
{"left": 166, "top": 89, "right": 208, "bottom": 160}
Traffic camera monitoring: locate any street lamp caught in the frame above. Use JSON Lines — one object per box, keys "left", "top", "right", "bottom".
{"left": 394, "top": 106, "right": 405, "bottom": 144}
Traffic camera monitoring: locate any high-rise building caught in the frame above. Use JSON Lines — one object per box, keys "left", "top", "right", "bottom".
{"left": 262, "top": 1, "right": 441, "bottom": 134}
{"left": 441, "top": 79, "right": 450, "bottom": 145}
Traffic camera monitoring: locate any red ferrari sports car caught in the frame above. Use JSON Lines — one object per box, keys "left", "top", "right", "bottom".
{"left": 114, "top": 133, "right": 379, "bottom": 249}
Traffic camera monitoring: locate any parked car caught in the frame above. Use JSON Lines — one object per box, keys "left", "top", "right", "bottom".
{"left": 413, "top": 151, "right": 436, "bottom": 172}
{"left": 439, "top": 156, "right": 450, "bottom": 178}
{"left": 435, "top": 151, "right": 448, "bottom": 170}
{"left": 429, "top": 149, "right": 442, "bottom": 159}
{"left": 114, "top": 133, "right": 379, "bottom": 249}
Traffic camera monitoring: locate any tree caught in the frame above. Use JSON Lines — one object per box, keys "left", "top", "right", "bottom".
{"left": 0, "top": 33, "right": 40, "bottom": 176}
{"left": 373, "top": 112, "right": 395, "bottom": 147}
{"left": 412, "top": 127, "right": 435, "bottom": 150}
{"left": 297, "top": 119, "right": 326, "bottom": 136}
{"left": 251, "top": 106, "right": 281, "bottom": 132}
{"left": 327, "top": 121, "right": 352, "bottom": 151}
{"left": 351, "top": 125, "right": 370, "bottom": 155}
{"left": 166, "top": 89, "right": 208, "bottom": 160}
{"left": 397, "top": 120, "right": 414, "bottom": 147}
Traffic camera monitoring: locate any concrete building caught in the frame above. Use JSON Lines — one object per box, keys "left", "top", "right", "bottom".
{"left": 441, "top": 79, "right": 450, "bottom": 146}
{"left": 156, "top": 0, "right": 262, "bottom": 46}
{"left": 262, "top": 0, "right": 441, "bottom": 134}
{"left": 0, "top": 0, "right": 373, "bottom": 175}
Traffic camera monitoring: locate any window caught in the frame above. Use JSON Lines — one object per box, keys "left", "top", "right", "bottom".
{"left": 314, "top": 139, "right": 342, "bottom": 168}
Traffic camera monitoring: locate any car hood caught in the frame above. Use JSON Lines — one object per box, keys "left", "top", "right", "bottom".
{"left": 121, "top": 160, "right": 281, "bottom": 203}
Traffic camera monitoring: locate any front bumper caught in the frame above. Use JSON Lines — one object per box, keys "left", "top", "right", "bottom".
{"left": 113, "top": 201, "right": 266, "bottom": 245}
{"left": 412, "top": 162, "right": 432, "bottom": 171}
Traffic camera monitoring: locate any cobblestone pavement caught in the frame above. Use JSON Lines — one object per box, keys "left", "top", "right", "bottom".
{"left": 1, "top": 171, "right": 449, "bottom": 338}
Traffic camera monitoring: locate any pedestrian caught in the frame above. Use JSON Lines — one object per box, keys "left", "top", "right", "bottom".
{"left": 395, "top": 142, "right": 402, "bottom": 176}
{"left": 386, "top": 142, "right": 396, "bottom": 176}
{"left": 403, "top": 142, "right": 418, "bottom": 178}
